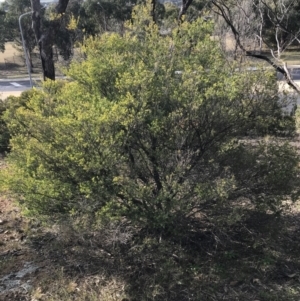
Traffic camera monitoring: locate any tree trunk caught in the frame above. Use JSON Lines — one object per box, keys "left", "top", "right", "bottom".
{"left": 178, "top": 0, "right": 194, "bottom": 22}
{"left": 26, "top": 47, "right": 33, "bottom": 71}
{"left": 31, "top": 0, "right": 70, "bottom": 81}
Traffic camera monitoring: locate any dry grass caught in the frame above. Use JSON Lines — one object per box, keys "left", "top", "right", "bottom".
{"left": 0, "top": 91, "right": 25, "bottom": 99}
{"left": 281, "top": 52, "right": 300, "bottom": 65}
{"left": 0, "top": 42, "right": 66, "bottom": 80}
{"left": 0, "top": 42, "right": 29, "bottom": 78}
{"left": 0, "top": 43, "right": 19, "bottom": 62}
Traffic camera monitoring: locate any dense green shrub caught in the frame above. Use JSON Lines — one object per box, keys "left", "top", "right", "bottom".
{"left": 0, "top": 91, "right": 37, "bottom": 154}
{"left": 0, "top": 99, "right": 10, "bottom": 153}
{"left": 0, "top": 98, "right": 13, "bottom": 154}
{"left": 1, "top": 2, "right": 299, "bottom": 230}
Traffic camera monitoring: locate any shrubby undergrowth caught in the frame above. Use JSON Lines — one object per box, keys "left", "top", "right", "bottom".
{"left": 0, "top": 99, "right": 10, "bottom": 153}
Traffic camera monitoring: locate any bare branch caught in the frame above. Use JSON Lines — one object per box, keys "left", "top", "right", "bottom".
{"left": 212, "top": 0, "right": 300, "bottom": 93}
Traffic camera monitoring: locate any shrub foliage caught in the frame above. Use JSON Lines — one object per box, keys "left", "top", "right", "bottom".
{"left": 1, "top": 2, "right": 299, "bottom": 230}
{"left": 0, "top": 100, "right": 10, "bottom": 154}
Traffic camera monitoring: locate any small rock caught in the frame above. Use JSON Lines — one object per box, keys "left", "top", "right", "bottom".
{"left": 229, "top": 280, "right": 242, "bottom": 287}
{"left": 252, "top": 278, "right": 262, "bottom": 286}
{"left": 0, "top": 219, "right": 6, "bottom": 225}
{"left": 285, "top": 273, "right": 298, "bottom": 278}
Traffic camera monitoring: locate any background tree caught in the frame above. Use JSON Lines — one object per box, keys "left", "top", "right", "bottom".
{"left": 210, "top": 0, "right": 300, "bottom": 92}
{"left": 30, "top": 0, "right": 142, "bottom": 79}
{"left": 42, "top": 0, "right": 84, "bottom": 61}
{"left": 0, "top": 0, "right": 36, "bottom": 68}
{"left": 31, "top": 0, "right": 71, "bottom": 80}
{"left": 77, "top": 0, "right": 136, "bottom": 35}
{"left": 0, "top": 8, "right": 7, "bottom": 52}
{"left": 78, "top": 0, "right": 167, "bottom": 35}
{"left": 0, "top": 0, "right": 82, "bottom": 71}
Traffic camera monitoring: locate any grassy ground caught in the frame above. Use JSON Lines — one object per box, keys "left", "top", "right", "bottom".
{"left": 0, "top": 91, "right": 24, "bottom": 99}
{"left": 281, "top": 52, "right": 300, "bottom": 66}
{"left": 0, "top": 42, "right": 65, "bottom": 80}
{"left": 0, "top": 43, "right": 30, "bottom": 79}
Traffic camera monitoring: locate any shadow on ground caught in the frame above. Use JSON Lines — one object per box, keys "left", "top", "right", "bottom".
{"left": 1, "top": 205, "right": 298, "bottom": 301}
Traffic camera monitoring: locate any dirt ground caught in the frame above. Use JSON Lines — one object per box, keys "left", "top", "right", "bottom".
{"left": 0, "top": 91, "right": 24, "bottom": 99}
{"left": 0, "top": 43, "right": 21, "bottom": 63}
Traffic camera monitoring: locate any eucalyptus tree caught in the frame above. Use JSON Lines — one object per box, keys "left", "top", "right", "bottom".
{"left": 0, "top": 0, "right": 35, "bottom": 67}
{"left": 211, "top": 0, "right": 300, "bottom": 92}
{"left": 0, "top": 9, "right": 7, "bottom": 52}
{"left": 30, "top": 0, "right": 70, "bottom": 80}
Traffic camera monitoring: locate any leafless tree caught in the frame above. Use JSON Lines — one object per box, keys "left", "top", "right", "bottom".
{"left": 211, "top": 0, "right": 300, "bottom": 93}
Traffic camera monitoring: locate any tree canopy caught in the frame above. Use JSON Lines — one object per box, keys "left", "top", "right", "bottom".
{"left": 0, "top": 0, "right": 31, "bottom": 53}
{"left": 0, "top": 9, "right": 7, "bottom": 52}
{"left": 210, "top": 0, "right": 300, "bottom": 92}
